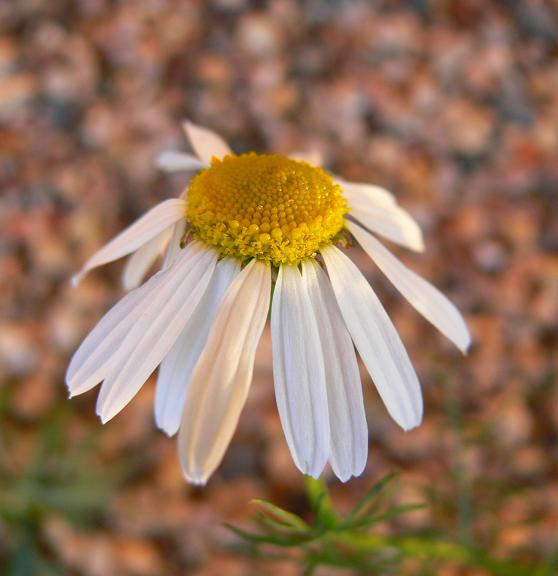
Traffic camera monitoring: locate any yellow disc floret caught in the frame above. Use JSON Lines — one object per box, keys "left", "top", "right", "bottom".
{"left": 186, "top": 153, "right": 348, "bottom": 265}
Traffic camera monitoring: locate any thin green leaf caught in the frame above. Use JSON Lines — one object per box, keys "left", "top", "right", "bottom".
{"left": 343, "top": 503, "right": 425, "bottom": 530}
{"left": 224, "top": 523, "right": 301, "bottom": 548}
{"left": 347, "top": 472, "right": 398, "bottom": 521}
{"left": 255, "top": 514, "right": 312, "bottom": 542}
{"left": 252, "top": 499, "right": 309, "bottom": 531}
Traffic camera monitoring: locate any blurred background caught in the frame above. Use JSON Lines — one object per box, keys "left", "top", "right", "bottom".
{"left": 1, "top": 0, "right": 557, "bottom": 574}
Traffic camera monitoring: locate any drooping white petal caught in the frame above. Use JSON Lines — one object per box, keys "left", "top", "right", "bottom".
{"left": 178, "top": 259, "right": 270, "bottom": 485}
{"left": 154, "top": 150, "right": 207, "bottom": 172}
{"left": 301, "top": 260, "right": 368, "bottom": 482}
{"left": 162, "top": 220, "right": 186, "bottom": 269}
{"left": 121, "top": 228, "right": 171, "bottom": 290}
{"left": 347, "top": 221, "right": 471, "bottom": 353}
{"left": 345, "top": 193, "right": 424, "bottom": 252}
{"left": 337, "top": 180, "right": 396, "bottom": 208}
{"left": 70, "top": 240, "right": 209, "bottom": 399}
{"left": 321, "top": 245, "right": 423, "bottom": 431}
{"left": 183, "top": 121, "right": 233, "bottom": 165}
{"left": 155, "top": 258, "right": 241, "bottom": 437}
{"left": 96, "top": 243, "right": 217, "bottom": 423}
{"left": 72, "top": 198, "right": 187, "bottom": 285}
{"left": 271, "top": 265, "right": 330, "bottom": 478}
{"left": 66, "top": 273, "right": 163, "bottom": 397}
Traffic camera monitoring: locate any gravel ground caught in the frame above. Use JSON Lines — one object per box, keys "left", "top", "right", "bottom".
{"left": 1, "top": 1, "right": 557, "bottom": 574}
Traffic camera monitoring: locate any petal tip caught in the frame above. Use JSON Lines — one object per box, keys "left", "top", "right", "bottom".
{"left": 154, "top": 150, "right": 206, "bottom": 173}
{"left": 96, "top": 401, "right": 113, "bottom": 424}
{"left": 155, "top": 418, "right": 177, "bottom": 437}
{"left": 121, "top": 277, "right": 137, "bottom": 291}
{"left": 402, "top": 415, "right": 423, "bottom": 432}
{"left": 182, "top": 120, "right": 198, "bottom": 141}
{"left": 153, "top": 151, "right": 175, "bottom": 172}
{"left": 299, "top": 459, "right": 327, "bottom": 480}
{"left": 153, "top": 151, "right": 167, "bottom": 167}
{"left": 452, "top": 319, "right": 472, "bottom": 354}
{"left": 331, "top": 454, "right": 367, "bottom": 483}
{"left": 407, "top": 228, "right": 425, "bottom": 252}
{"left": 459, "top": 336, "right": 472, "bottom": 355}
{"left": 397, "top": 403, "right": 423, "bottom": 432}
{"left": 183, "top": 470, "right": 209, "bottom": 486}
{"left": 71, "top": 272, "right": 83, "bottom": 287}
{"left": 66, "top": 377, "right": 78, "bottom": 398}
{"left": 335, "top": 471, "right": 352, "bottom": 483}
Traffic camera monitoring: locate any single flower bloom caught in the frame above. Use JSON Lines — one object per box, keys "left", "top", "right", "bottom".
{"left": 67, "top": 122, "right": 470, "bottom": 485}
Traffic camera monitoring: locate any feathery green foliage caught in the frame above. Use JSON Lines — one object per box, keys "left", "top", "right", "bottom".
{"left": 228, "top": 473, "right": 549, "bottom": 575}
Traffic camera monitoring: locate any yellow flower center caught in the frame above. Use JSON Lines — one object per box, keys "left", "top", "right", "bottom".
{"left": 186, "top": 153, "right": 348, "bottom": 266}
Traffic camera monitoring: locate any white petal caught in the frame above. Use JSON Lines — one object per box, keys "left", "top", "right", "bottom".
{"left": 155, "top": 258, "right": 241, "bottom": 436}
{"left": 321, "top": 245, "right": 423, "bottom": 431}
{"left": 154, "top": 150, "right": 207, "bottom": 172}
{"left": 66, "top": 274, "right": 162, "bottom": 396}
{"left": 178, "top": 259, "right": 270, "bottom": 485}
{"left": 72, "top": 198, "right": 186, "bottom": 285}
{"left": 289, "top": 149, "right": 323, "bottom": 166}
{"left": 162, "top": 220, "right": 186, "bottom": 269}
{"left": 96, "top": 243, "right": 217, "bottom": 423}
{"left": 121, "top": 228, "right": 171, "bottom": 290}
{"left": 301, "top": 260, "right": 368, "bottom": 482}
{"left": 183, "top": 121, "right": 233, "bottom": 164}
{"left": 348, "top": 221, "right": 471, "bottom": 353}
{"left": 271, "top": 265, "right": 330, "bottom": 478}
{"left": 338, "top": 180, "right": 396, "bottom": 208}
{"left": 343, "top": 187, "right": 424, "bottom": 252}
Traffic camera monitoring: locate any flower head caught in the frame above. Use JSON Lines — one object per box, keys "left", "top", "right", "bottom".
{"left": 187, "top": 153, "right": 347, "bottom": 265}
{"left": 68, "top": 121, "right": 470, "bottom": 485}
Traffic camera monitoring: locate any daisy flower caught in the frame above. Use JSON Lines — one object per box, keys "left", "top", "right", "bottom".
{"left": 67, "top": 122, "right": 470, "bottom": 485}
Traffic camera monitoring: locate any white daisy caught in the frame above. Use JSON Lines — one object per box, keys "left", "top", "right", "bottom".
{"left": 67, "top": 121, "right": 470, "bottom": 485}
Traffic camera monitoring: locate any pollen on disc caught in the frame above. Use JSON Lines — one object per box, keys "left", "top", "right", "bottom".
{"left": 186, "top": 153, "right": 348, "bottom": 265}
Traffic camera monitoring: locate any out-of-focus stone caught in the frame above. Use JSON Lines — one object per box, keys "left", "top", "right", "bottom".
{"left": 0, "top": 322, "right": 39, "bottom": 376}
